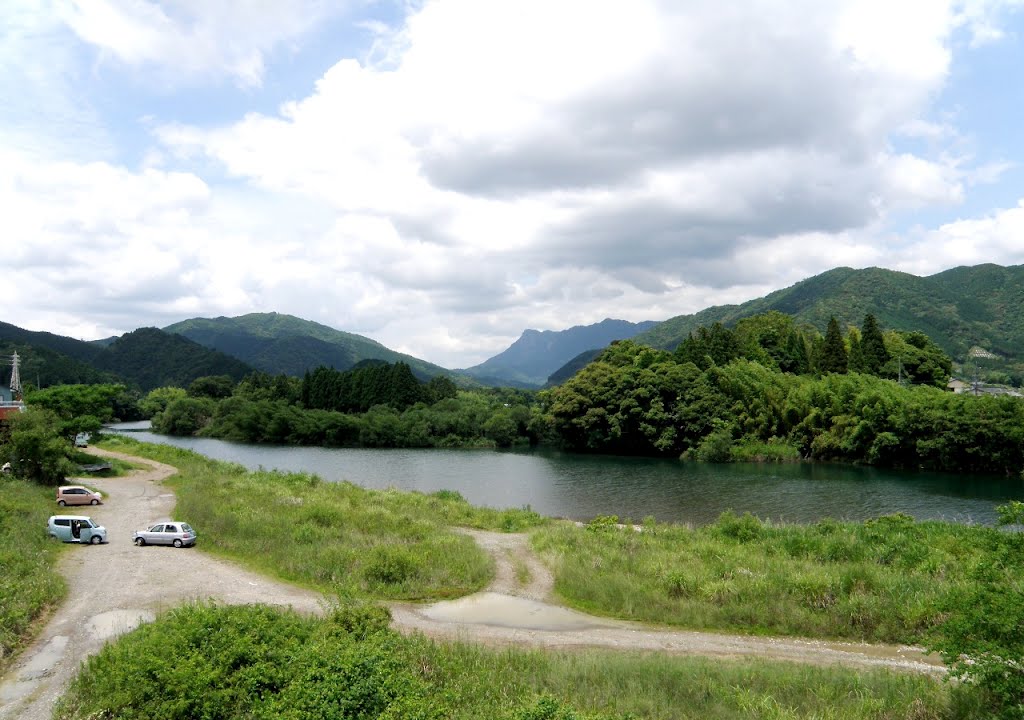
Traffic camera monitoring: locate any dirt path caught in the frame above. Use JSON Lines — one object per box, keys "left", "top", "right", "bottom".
{"left": 0, "top": 449, "right": 323, "bottom": 720}
{"left": 1, "top": 450, "right": 944, "bottom": 719}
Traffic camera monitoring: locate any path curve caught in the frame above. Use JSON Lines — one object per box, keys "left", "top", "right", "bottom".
{"left": 1, "top": 449, "right": 944, "bottom": 719}
{"left": 0, "top": 448, "right": 323, "bottom": 720}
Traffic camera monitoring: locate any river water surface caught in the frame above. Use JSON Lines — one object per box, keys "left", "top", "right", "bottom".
{"left": 107, "top": 423, "right": 1024, "bottom": 526}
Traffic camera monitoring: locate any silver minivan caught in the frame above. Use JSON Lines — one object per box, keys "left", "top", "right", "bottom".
{"left": 47, "top": 515, "right": 108, "bottom": 544}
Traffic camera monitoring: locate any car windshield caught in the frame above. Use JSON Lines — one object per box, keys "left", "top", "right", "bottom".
{"left": 182, "top": 524, "right": 193, "bottom": 533}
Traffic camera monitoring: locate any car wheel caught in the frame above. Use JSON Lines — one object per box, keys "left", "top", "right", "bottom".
{"left": 90, "top": 499, "right": 99, "bottom": 505}
{"left": 49, "top": 534, "right": 59, "bottom": 541}
{"left": 173, "top": 539, "right": 183, "bottom": 548}
{"left": 57, "top": 500, "right": 66, "bottom": 506}
{"left": 134, "top": 537, "right": 145, "bottom": 546}
{"left": 90, "top": 535, "right": 102, "bottom": 545}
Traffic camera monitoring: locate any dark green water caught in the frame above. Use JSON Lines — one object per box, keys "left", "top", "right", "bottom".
{"left": 111, "top": 425, "right": 1024, "bottom": 526}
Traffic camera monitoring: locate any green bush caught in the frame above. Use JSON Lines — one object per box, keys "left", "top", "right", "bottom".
{"left": 0, "top": 477, "right": 66, "bottom": 670}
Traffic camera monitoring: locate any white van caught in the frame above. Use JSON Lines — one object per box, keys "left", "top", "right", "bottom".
{"left": 47, "top": 515, "right": 108, "bottom": 544}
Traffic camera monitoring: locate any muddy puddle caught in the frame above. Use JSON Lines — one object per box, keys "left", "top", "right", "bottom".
{"left": 86, "top": 609, "right": 155, "bottom": 641}
{"left": 420, "top": 592, "right": 618, "bottom": 631}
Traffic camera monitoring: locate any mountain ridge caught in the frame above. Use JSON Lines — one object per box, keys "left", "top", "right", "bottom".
{"left": 460, "top": 318, "right": 658, "bottom": 387}
{"left": 632, "top": 263, "right": 1024, "bottom": 380}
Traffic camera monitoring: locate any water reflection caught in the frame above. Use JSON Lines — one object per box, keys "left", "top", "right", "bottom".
{"left": 106, "top": 424, "right": 1024, "bottom": 526}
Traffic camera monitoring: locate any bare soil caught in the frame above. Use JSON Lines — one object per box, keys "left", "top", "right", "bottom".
{"left": 0, "top": 449, "right": 944, "bottom": 719}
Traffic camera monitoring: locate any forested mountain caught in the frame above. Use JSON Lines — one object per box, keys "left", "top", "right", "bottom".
{"left": 0, "top": 321, "right": 105, "bottom": 364}
{"left": 90, "top": 328, "right": 254, "bottom": 391}
{"left": 0, "top": 323, "right": 254, "bottom": 392}
{"left": 462, "top": 318, "right": 658, "bottom": 387}
{"left": 635, "top": 264, "right": 1024, "bottom": 381}
{"left": 163, "top": 312, "right": 455, "bottom": 381}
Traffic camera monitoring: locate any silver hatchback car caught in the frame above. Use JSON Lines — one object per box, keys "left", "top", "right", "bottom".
{"left": 132, "top": 522, "right": 197, "bottom": 548}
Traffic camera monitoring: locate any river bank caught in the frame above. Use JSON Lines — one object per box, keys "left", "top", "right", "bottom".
{"left": 3, "top": 443, "right": 956, "bottom": 719}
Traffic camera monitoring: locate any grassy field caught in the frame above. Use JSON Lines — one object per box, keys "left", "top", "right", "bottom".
{"left": 100, "top": 436, "right": 548, "bottom": 600}
{"left": 0, "top": 476, "right": 67, "bottom": 672}
{"left": 55, "top": 602, "right": 954, "bottom": 720}
{"left": 532, "top": 511, "right": 1016, "bottom": 645}
{"left": 42, "top": 439, "right": 1008, "bottom": 717}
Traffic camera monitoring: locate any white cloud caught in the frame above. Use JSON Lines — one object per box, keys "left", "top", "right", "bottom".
{"left": 5, "top": 0, "right": 1024, "bottom": 367}
{"left": 56, "top": 0, "right": 343, "bottom": 87}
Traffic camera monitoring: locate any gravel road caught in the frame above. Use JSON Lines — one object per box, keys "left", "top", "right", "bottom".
{"left": 0, "top": 449, "right": 945, "bottom": 720}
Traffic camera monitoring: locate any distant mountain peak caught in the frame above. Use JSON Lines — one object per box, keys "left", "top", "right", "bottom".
{"left": 462, "top": 318, "right": 659, "bottom": 387}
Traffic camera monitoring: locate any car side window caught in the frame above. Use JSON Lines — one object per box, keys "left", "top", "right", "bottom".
{"left": 166, "top": 525, "right": 177, "bottom": 532}
{"left": 150, "top": 525, "right": 163, "bottom": 533}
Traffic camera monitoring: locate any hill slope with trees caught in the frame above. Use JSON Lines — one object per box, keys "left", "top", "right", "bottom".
{"left": 635, "top": 264, "right": 1024, "bottom": 383}
{"left": 163, "top": 312, "right": 456, "bottom": 380}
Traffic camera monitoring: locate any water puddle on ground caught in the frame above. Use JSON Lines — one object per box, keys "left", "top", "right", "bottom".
{"left": 86, "top": 609, "right": 155, "bottom": 641}
{"left": 420, "top": 592, "right": 616, "bottom": 631}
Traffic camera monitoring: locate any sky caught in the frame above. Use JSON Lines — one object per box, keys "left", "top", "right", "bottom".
{"left": 3, "top": 0, "right": 1024, "bottom": 369}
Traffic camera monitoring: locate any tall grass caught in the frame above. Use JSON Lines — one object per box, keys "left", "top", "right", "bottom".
{"left": 532, "top": 511, "right": 1013, "bottom": 644}
{"left": 55, "top": 602, "right": 953, "bottom": 720}
{"left": 0, "top": 477, "right": 67, "bottom": 671}
{"left": 101, "top": 437, "right": 546, "bottom": 600}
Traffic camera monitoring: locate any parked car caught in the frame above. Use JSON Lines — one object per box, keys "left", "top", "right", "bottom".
{"left": 56, "top": 485, "right": 103, "bottom": 506}
{"left": 75, "top": 433, "right": 90, "bottom": 447}
{"left": 133, "top": 522, "right": 197, "bottom": 548}
{"left": 47, "top": 515, "right": 107, "bottom": 544}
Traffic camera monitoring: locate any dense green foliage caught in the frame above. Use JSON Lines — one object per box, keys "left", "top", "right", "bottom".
{"left": 150, "top": 366, "right": 534, "bottom": 448}
{"left": 25, "top": 382, "right": 139, "bottom": 440}
{"left": 92, "top": 327, "right": 254, "bottom": 391}
{"left": 0, "top": 476, "right": 66, "bottom": 671}
{"left": 819, "top": 317, "right": 849, "bottom": 374}
{"left": 102, "top": 437, "right": 544, "bottom": 599}
{"left": 55, "top": 602, "right": 952, "bottom": 720}
{"left": 302, "top": 362, "right": 451, "bottom": 413}
{"left": 635, "top": 264, "right": 1024, "bottom": 384}
{"left": 1, "top": 408, "right": 77, "bottom": 482}
{"left": 541, "top": 339, "right": 1019, "bottom": 474}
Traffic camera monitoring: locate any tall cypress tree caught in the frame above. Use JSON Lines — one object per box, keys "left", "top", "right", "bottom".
{"left": 860, "top": 313, "right": 890, "bottom": 375}
{"left": 819, "top": 317, "right": 848, "bottom": 374}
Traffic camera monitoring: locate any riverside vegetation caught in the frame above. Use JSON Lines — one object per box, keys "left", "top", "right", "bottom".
{"left": 23, "top": 438, "right": 945, "bottom": 719}
{"left": 133, "top": 312, "right": 1024, "bottom": 479}
{"left": 27, "top": 438, "right": 1020, "bottom": 717}
{"left": 3, "top": 310, "right": 1024, "bottom": 716}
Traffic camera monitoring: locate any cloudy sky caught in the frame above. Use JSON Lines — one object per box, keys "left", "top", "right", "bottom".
{"left": 4, "top": 0, "right": 1024, "bottom": 368}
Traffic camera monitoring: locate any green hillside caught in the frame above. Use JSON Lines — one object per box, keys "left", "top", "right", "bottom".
{"left": 91, "top": 327, "right": 255, "bottom": 391}
{"left": 635, "top": 264, "right": 1024, "bottom": 381}
{"left": 163, "top": 312, "right": 456, "bottom": 380}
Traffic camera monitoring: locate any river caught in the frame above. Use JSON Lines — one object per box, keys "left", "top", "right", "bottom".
{"left": 105, "top": 423, "right": 1024, "bottom": 526}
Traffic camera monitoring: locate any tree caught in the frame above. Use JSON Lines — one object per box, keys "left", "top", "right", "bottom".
{"left": 860, "top": 314, "right": 890, "bottom": 375}
{"left": 673, "top": 323, "right": 739, "bottom": 370}
{"left": 817, "top": 317, "right": 848, "bottom": 374}
{"left": 24, "top": 383, "right": 125, "bottom": 444}
{"left": 188, "top": 375, "right": 235, "bottom": 399}
{"left": 2, "top": 408, "right": 75, "bottom": 483}
{"left": 140, "top": 387, "right": 188, "bottom": 417}
{"left": 152, "top": 397, "right": 216, "bottom": 436}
